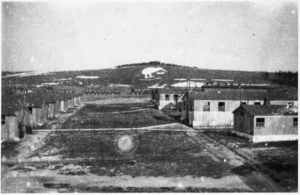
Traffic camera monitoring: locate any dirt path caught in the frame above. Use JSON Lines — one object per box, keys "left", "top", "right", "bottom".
{"left": 1, "top": 104, "right": 84, "bottom": 191}
{"left": 1, "top": 169, "right": 253, "bottom": 193}
{"left": 186, "top": 131, "right": 284, "bottom": 192}
{"left": 5, "top": 105, "right": 84, "bottom": 161}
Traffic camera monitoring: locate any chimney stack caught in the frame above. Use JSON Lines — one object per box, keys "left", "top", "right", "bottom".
{"left": 263, "top": 97, "right": 270, "bottom": 106}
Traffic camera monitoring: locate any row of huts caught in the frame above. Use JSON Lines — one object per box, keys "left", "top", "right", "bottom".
{"left": 83, "top": 87, "right": 152, "bottom": 96}
{"left": 1, "top": 91, "right": 83, "bottom": 142}
{"left": 152, "top": 85, "right": 298, "bottom": 142}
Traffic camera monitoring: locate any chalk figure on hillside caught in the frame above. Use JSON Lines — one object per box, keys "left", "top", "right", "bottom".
{"left": 142, "top": 67, "right": 167, "bottom": 79}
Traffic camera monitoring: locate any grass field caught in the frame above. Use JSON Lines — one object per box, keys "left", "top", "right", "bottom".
{"left": 30, "top": 131, "right": 233, "bottom": 178}
{"left": 32, "top": 101, "right": 233, "bottom": 178}
{"left": 61, "top": 102, "right": 177, "bottom": 129}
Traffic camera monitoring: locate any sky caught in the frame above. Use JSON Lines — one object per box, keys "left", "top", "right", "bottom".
{"left": 1, "top": 0, "right": 298, "bottom": 72}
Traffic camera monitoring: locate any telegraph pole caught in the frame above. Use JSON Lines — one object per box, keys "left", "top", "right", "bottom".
{"left": 239, "top": 83, "right": 242, "bottom": 105}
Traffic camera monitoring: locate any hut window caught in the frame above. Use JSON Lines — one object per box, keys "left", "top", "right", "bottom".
{"left": 256, "top": 118, "right": 265, "bottom": 128}
{"left": 203, "top": 102, "right": 210, "bottom": 112}
{"left": 165, "top": 95, "right": 170, "bottom": 101}
{"left": 293, "top": 117, "right": 298, "bottom": 127}
{"left": 174, "top": 95, "right": 179, "bottom": 100}
{"left": 218, "top": 102, "right": 225, "bottom": 112}
{"left": 28, "top": 107, "right": 33, "bottom": 114}
{"left": 190, "top": 101, "right": 194, "bottom": 111}
{"left": 1, "top": 115, "right": 5, "bottom": 124}
{"left": 254, "top": 102, "right": 261, "bottom": 105}
{"left": 242, "top": 102, "right": 247, "bottom": 105}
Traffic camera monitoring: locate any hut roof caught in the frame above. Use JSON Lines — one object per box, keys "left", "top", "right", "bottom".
{"left": 190, "top": 90, "right": 267, "bottom": 101}
{"left": 267, "top": 89, "right": 298, "bottom": 101}
{"left": 154, "top": 88, "right": 187, "bottom": 94}
{"left": 233, "top": 105, "right": 298, "bottom": 116}
{"left": 24, "top": 93, "right": 46, "bottom": 108}
{"left": 2, "top": 94, "right": 24, "bottom": 116}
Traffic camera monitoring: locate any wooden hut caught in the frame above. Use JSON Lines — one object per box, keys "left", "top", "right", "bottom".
{"left": 2, "top": 95, "right": 31, "bottom": 142}
{"left": 233, "top": 105, "right": 298, "bottom": 142}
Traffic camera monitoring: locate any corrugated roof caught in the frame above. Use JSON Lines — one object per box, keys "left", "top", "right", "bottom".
{"left": 24, "top": 93, "right": 46, "bottom": 108}
{"left": 202, "top": 85, "right": 273, "bottom": 90}
{"left": 155, "top": 88, "right": 187, "bottom": 94}
{"left": 234, "top": 105, "right": 297, "bottom": 116}
{"left": 2, "top": 94, "right": 24, "bottom": 116}
{"left": 190, "top": 90, "right": 268, "bottom": 100}
{"left": 34, "top": 92, "right": 57, "bottom": 104}
{"left": 189, "top": 88, "right": 298, "bottom": 101}
{"left": 52, "top": 93, "right": 70, "bottom": 101}
{"left": 267, "top": 89, "right": 298, "bottom": 101}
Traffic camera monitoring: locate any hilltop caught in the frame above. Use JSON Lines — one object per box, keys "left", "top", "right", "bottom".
{"left": 1, "top": 62, "right": 297, "bottom": 88}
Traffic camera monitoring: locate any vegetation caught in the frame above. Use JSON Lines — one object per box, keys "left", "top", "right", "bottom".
{"left": 2, "top": 62, "right": 275, "bottom": 88}
{"left": 61, "top": 103, "right": 176, "bottom": 129}
{"left": 271, "top": 71, "right": 298, "bottom": 87}
{"left": 30, "top": 131, "right": 233, "bottom": 178}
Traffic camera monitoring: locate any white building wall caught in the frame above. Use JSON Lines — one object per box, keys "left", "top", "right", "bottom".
{"left": 192, "top": 100, "right": 240, "bottom": 128}
{"left": 192, "top": 99, "right": 267, "bottom": 129}
{"left": 2, "top": 116, "right": 19, "bottom": 142}
{"left": 251, "top": 115, "right": 298, "bottom": 142}
{"left": 158, "top": 93, "right": 176, "bottom": 110}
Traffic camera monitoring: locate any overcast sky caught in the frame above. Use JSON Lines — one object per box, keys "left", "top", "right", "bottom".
{"left": 2, "top": 0, "right": 298, "bottom": 72}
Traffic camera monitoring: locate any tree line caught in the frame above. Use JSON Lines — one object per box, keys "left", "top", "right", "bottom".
{"left": 263, "top": 71, "right": 298, "bottom": 87}
{"left": 116, "top": 61, "right": 184, "bottom": 68}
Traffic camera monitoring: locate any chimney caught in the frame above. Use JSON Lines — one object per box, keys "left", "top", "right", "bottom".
{"left": 263, "top": 97, "right": 270, "bottom": 106}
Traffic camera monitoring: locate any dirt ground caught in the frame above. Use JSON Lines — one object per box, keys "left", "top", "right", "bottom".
{"left": 204, "top": 131, "right": 298, "bottom": 192}
{"left": 1, "top": 97, "right": 294, "bottom": 192}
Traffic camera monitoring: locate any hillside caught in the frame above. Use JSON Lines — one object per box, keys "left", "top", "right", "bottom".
{"left": 1, "top": 62, "right": 290, "bottom": 88}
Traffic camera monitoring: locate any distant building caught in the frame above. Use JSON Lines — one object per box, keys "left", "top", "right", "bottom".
{"left": 53, "top": 91, "right": 82, "bottom": 113}
{"left": 84, "top": 87, "right": 131, "bottom": 96}
{"left": 66, "top": 93, "right": 74, "bottom": 109}
{"left": 43, "top": 94, "right": 56, "bottom": 118}
{"left": 152, "top": 88, "right": 186, "bottom": 110}
{"left": 201, "top": 83, "right": 273, "bottom": 93}
{"left": 233, "top": 105, "right": 298, "bottom": 142}
{"left": 24, "top": 93, "right": 48, "bottom": 127}
{"left": 54, "top": 93, "right": 69, "bottom": 112}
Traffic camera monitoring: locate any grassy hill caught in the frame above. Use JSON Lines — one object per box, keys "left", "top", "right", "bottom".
{"left": 1, "top": 62, "right": 293, "bottom": 88}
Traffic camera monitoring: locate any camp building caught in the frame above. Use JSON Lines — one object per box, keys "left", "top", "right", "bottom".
{"left": 233, "top": 105, "right": 298, "bottom": 142}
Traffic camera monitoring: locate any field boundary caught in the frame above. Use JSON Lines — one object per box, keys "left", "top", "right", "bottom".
{"left": 2, "top": 155, "right": 165, "bottom": 166}
{"left": 33, "top": 128, "right": 196, "bottom": 132}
